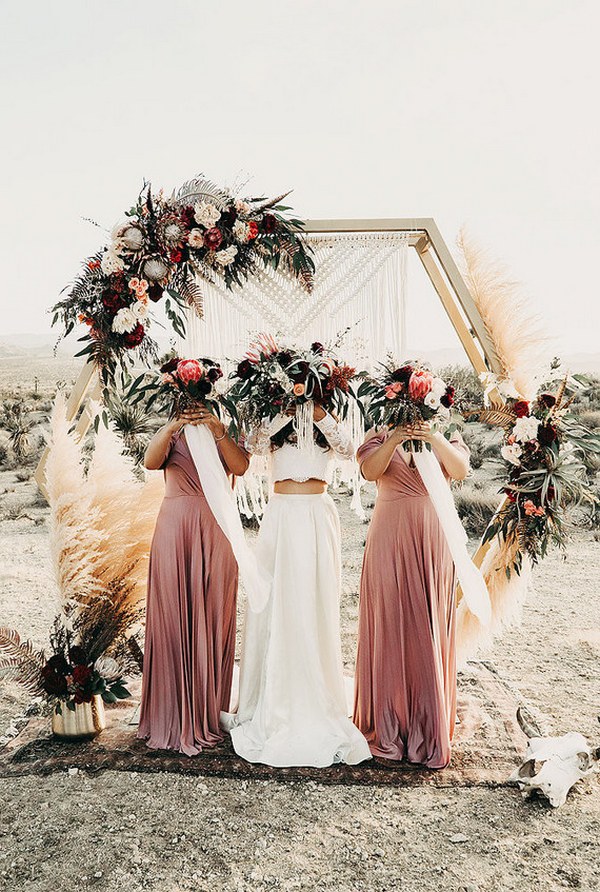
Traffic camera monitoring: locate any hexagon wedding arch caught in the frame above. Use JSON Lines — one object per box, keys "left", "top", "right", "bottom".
{"left": 49, "top": 169, "right": 584, "bottom": 665}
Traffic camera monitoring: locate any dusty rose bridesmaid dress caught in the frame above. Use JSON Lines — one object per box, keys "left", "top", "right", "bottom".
{"left": 353, "top": 432, "right": 469, "bottom": 769}
{"left": 138, "top": 430, "right": 238, "bottom": 756}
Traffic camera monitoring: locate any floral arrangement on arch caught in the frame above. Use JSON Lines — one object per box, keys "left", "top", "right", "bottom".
{"left": 51, "top": 176, "right": 315, "bottom": 385}
{"left": 357, "top": 360, "right": 460, "bottom": 450}
{"left": 474, "top": 378, "right": 600, "bottom": 573}
{"left": 227, "top": 334, "right": 357, "bottom": 431}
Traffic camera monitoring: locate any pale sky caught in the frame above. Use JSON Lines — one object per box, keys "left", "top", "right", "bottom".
{"left": 1, "top": 0, "right": 599, "bottom": 357}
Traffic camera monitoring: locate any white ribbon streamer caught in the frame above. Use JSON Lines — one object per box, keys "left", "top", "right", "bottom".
{"left": 184, "top": 423, "right": 270, "bottom": 613}
{"left": 410, "top": 447, "right": 492, "bottom": 626}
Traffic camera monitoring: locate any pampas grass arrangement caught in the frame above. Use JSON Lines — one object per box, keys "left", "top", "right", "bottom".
{"left": 44, "top": 391, "right": 164, "bottom": 626}
{"left": 457, "top": 229, "right": 548, "bottom": 401}
{"left": 455, "top": 231, "right": 547, "bottom": 662}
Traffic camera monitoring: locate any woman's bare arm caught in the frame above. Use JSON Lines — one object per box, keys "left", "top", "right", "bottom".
{"left": 144, "top": 418, "right": 181, "bottom": 470}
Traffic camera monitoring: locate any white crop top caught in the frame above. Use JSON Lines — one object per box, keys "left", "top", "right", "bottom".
{"left": 246, "top": 412, "right": 355, "bottom": 483}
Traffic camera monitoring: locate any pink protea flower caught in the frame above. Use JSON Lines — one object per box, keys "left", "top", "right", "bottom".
{"left": 256, "top": 332, "right": 278, "bottom": 354}
{"left": 176, "top": 359, "right": 203, "bottom": 384}
{"left": 244, "top": 332, "right": 278, "bottom": 363}
{"left": 408, "top": 370, "right": 434, "bottom": 401}
{"left": 385, "top": 382, "right": 402, "bottom": 399}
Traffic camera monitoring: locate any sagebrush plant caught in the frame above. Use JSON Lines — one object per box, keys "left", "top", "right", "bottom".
{"left": 454, "top": 487, "right": 501, "bottom": 538}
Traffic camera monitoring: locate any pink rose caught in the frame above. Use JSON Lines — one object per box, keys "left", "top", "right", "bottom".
{"left": 523, "top": 499, "right": 545, "bottom": 517}
{"left": 385, "top": 384, "right": 398, "bottom": 399}
{"left": 293, "top": 383, "right": 305, "bottom": 396}
{"left": 408, "top": 370, "right": 434, "bottom": 401}
{"left": 176, "top": 359, "right": 203, "bottom": 384}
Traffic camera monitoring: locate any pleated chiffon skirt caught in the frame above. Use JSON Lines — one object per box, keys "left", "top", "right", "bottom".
{"left": 228, "top": 492, "right": 371, "bottom": 768}
{"left": 138, "top": 432, "right": 238, "bottom": 757}
{"left": 353, "top": 433, "right": 458, "bottom": 769}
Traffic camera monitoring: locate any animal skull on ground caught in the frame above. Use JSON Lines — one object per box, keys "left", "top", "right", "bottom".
{"left": 510, "top": 708, "right": 600, "bottom": 808}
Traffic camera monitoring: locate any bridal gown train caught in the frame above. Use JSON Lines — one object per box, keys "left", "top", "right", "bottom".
{"left": 225, "top": 413, "right": 371, "bottom": 768}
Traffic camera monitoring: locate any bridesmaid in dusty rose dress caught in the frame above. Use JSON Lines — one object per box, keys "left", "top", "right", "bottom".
{"left": 138, "top": 405, "right": 249, "bottom": 756}
{"left": 353, "top": 421, "right": 470, "bottom": 769}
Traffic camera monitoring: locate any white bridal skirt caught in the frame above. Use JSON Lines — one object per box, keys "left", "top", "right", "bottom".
{"left": 224, "top": 492, "right": 371, "bottom": 768}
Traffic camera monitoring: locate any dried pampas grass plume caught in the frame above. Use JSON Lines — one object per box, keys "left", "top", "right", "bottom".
{"left": 44, "top": 393, "right": 164, "bottom": 628}
{"left": 457, "top": 526, "right": 533, "bottom": 667}
{"left": 457, "top": 229, "right": 548, "bottom": 400}
{"left": 45, "top": 391, "right": 103, "bottom": 607}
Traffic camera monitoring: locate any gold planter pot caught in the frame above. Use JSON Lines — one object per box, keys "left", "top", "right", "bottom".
{"left": 52, "top": 694, "right": 106, "bottom": 740}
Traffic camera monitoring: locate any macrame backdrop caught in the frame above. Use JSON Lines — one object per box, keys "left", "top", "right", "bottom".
{"left": 177, "top": 232, "right": 410, "bottom": 519}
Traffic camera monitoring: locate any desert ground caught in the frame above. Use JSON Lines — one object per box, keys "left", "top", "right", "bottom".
{"left": 0, "top": 356, "right": 599, "bottom": 892}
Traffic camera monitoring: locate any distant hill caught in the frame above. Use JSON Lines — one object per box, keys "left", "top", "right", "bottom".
{"left": 1, "top": 335, "right": 599, "bottom": 376}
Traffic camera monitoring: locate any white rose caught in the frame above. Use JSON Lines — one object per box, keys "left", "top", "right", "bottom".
{"left": 424, "top": 392, "right": 441, "bottom": 409}
{"left": 214, "top": 245, "right": 238, "bottom": 266}
{"left": 187, "top": 228, "right": 205, "bottom": 249}
{"left": 133, "top": 301, "right": 148, "bottom": 321}
{"left": 101, "top": 249, "right": 124, "bottom": 275}
{"left": 235, "top": 199, "right": 251, "bottom": 215}
{"left": 194, "top": 202, "right": 221, "bottom": 228}
{"left": 112, "top": 307, "right": 138, "bottom": 334}
{"left": 431, "top": 377, "right": 447, "bottom": 398}
{"left": 501, "top": 443, "right": 522, "bottom": 466}
{"left": 512, "top": 415, "right": 540, "bottom": 443}
{"left": 233, "top": 220, "right": 250, "bottom": 243}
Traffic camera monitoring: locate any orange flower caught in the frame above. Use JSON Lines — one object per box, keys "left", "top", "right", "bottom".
{"left": 293, "top": 383, "right": 305, "bottom": 396}
{"left": 87, "top": 259, "right": 101, "bottom": 270}
{"left": 524, "top": 500, "right": 545, "bottom": 517}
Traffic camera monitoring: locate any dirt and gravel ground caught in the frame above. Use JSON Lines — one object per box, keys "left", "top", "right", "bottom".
{"left": 1, "top": 463, "right": 599, "bottom": 892}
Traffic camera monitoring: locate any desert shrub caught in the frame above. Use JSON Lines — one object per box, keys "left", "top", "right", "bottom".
{"left": 580, "top": 410, "right": 600, "bottom": 431}
{"left": 454, "top": 487, "right": 500, "bottom": 538}
{"left": 15, "top": 471, "right": 31, "bottom": 482}
{"left": 466, "top": 436, "right": 486, "bottom": 470}
{"left": 0, "top": 442, "right": 7, "bottom": 466}
{"left": 29, "top": 489, "right": 48, "bottom": 509}
{"left": 436, "top": 365, "right": 484, "bottom": 413}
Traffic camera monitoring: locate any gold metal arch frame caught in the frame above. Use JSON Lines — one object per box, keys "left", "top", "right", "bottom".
{"left": 34, "top": 218, "right": 503, "bottom": 576}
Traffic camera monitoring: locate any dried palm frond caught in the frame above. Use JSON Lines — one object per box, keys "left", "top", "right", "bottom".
{"left": 174, "top": 175, "right": 231, "bottom": 210}
{"left": 0, "top": 627, "right": 46, "bottom": 695}
{"left": 457, "top": 229, "right": 548, "bottom": 400}
{"left": 468, "top": 406, "right": 518, "bottom": 431}
{"left": 173, "top": 271, "right": 204, "bottom": 317}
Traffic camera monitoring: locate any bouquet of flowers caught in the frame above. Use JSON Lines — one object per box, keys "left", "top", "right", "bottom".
{"left": 358, "top": 360, "right": 459, "bottom": 450}
{"left": 51, "top": 176, "right": 314, "bottom": 385}
{"left": 155, "top": 356, "right": 225, "bottom": 417}
{"left": 474, "top": 378, "right": 600, "bottom": 572}
{"left": 0, "top": 609, "right": 134, "bottom": 714}
{"left": 227, "top": 334, "right": 357, "bottom": 432}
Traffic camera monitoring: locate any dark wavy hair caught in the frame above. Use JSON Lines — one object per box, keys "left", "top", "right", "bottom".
{"left": 269, "top": 419, "right": 329, "bottom": 451}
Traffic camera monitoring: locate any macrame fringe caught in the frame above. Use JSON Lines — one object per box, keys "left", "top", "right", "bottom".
{"left": 177, "top": 231, "right": 409, "bottom": 519}
{"left": 295, "top": 399, "right": 315, "bottom": 456}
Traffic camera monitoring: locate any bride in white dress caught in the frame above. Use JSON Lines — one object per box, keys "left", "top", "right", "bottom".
{"left": 225, "top": 402, "right": 371, "bottom": 768}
